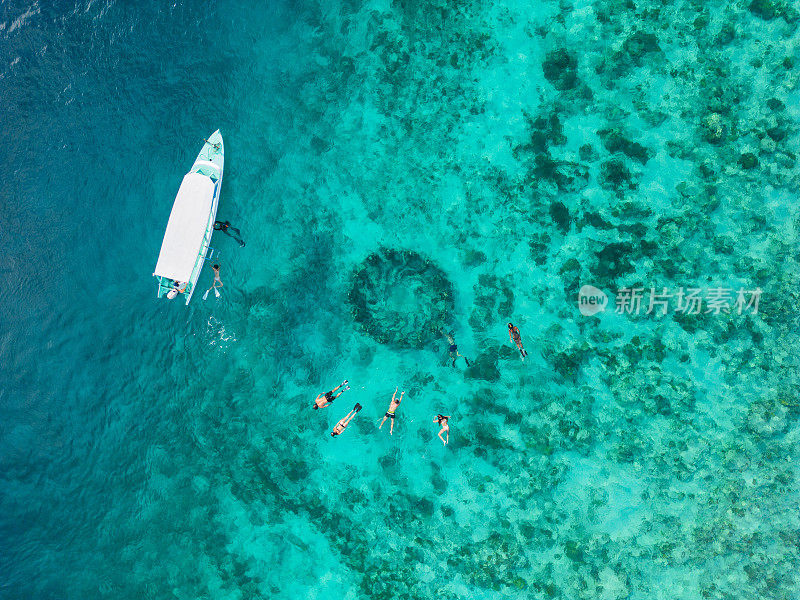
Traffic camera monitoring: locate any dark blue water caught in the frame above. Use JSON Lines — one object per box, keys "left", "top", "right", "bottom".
{"left": 1, "top": 2, "right": 307, "bottom": 597}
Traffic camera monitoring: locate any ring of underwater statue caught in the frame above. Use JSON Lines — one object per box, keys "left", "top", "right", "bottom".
{"left": 349, "top": 248, "right": 455, "bottom": 349}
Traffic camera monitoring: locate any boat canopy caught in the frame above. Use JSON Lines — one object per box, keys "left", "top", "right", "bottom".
{"left": 153, "top": 173, "right": 215, "bottom": 282}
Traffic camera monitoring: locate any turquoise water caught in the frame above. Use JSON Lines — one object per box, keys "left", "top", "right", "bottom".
{"left": 2, "top": 0, "right": 800, "bottom": 598}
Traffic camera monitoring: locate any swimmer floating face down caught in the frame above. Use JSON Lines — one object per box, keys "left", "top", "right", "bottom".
{"left": 507, "top": 322, "right": 527, "bottom": 359}
{"left": 331, "top": 403, "right": 362, "bottom": 437}
{"left": 313, "top": 380, "right": 349, "bottom": 410}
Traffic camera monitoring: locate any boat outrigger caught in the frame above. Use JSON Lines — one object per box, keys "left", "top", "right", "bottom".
{"left": 153, "top": 130, "right": 224, "bottom": 304}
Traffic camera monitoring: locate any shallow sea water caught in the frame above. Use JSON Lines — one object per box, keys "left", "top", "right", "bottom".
{"left": 2, "top": 0, "right": 800, "bottom": 598}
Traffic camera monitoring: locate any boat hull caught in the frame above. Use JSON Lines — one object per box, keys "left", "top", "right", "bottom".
{"left": 154, "top": 130, "right": 224, "bottom": 305}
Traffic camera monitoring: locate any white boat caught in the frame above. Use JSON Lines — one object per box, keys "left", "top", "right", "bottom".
{"left": 153, "top": 130, "right": 224, "bottom": 304}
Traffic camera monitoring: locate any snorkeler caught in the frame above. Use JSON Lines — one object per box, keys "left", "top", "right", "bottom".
{"left": 166, "top": 280, "right": 187, "bottom": 300}
{"left": 203, "top": 264, "right": 224, "bottom": 300}
{"left": 313, "top": 380, "right": 349, "bottom": 409}
{"left": 331, "top": 403, "right": 362, "bottom": 437}
{"left": 445, "top": 332, "right": 470, "bottom": 367}
{"left": 214, "top": 220, "right": 246, "bottom": 247}
{"left": 379, "top": 387, "right": 404, "bottom": 435}
{"left": 434, "top": 414, "right": 450, "bottom": 445}
{"left": 508, "top": 322, "right": 528, "bottom": 360}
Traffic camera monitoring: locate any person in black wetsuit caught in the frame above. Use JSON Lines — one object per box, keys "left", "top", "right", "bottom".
{"left": 444, "top": 332, "right": 470, "bottom": 368}
{"left": 214, "top": 220, "right": 245, "bottom": 247}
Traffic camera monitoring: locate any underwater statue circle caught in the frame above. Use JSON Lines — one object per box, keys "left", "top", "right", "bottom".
{"left": 349, "top": 248, "right": 455, "bottom": 349}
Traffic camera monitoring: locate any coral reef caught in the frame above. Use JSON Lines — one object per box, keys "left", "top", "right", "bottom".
{"left": 542, "top": 48, "right": 579, "bottom": 91}
{"left": 349, "top": 248, "right": 455, "bottom": 349}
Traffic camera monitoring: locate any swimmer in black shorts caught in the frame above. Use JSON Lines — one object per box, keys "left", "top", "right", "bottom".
{"left": 379, "top": 386, "right": 404, "bottom": 435}
{"left": 313, "top": 380, "right": 349, "bottom": 409}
